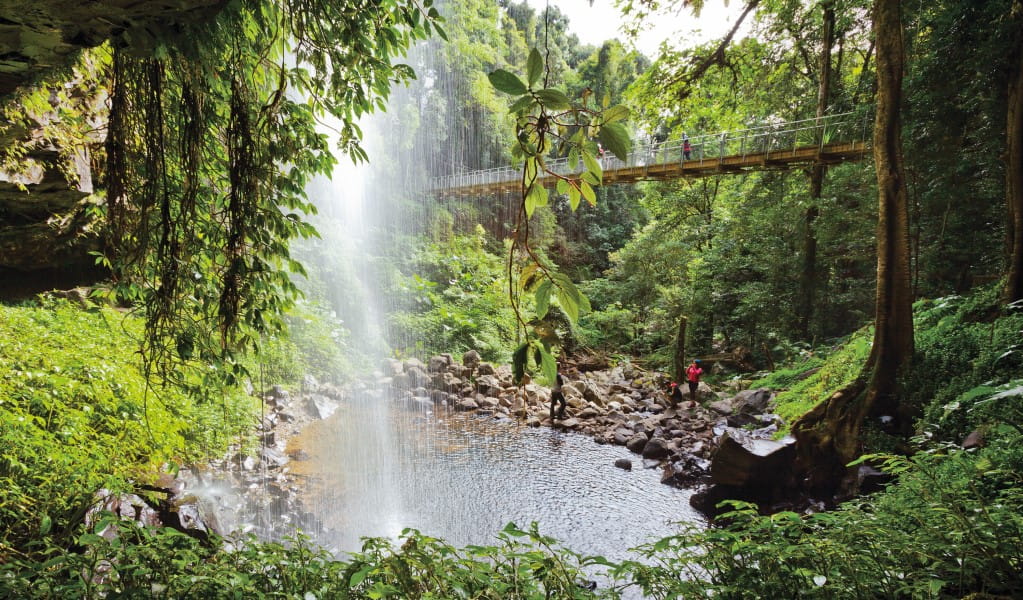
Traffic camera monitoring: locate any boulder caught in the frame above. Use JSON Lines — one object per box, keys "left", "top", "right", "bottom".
{"left": 381, "top": 358, "right": 404, "bottom": 376}
{"left": 462, "top": 350, "right": 481, "bottom": 370}
{"left": 641, "top": 437, "right": 670, "bottom": 459}
{"left": 614, "top": 458, "right": 632, "bottom": 471}
{"left": 304, "top": 394, "right": 338, "bottom": 419}
{"left": 403, "top": 358, "right": 427, "bottom": 372}
{"left": 405, "top": 366, "right": 431, "bottom": 389}
{"left": 625, "top": 433, "right": 649, "bottom": 454}
{"left": 390, "top": 372, "right": 411, "bottom": 390}
{"left": 576, "top": 406, "right": 600, "bottom": 419}
{"left": 708, "top": 399, "right": 733, "bottom": 415}
{"left": 476, "top": 374, "right": 504, "bottom": 397}
{"left": 962, "top": 430, "right": 984, "bottom": 449}
{"left": 455, "top": 398, "right": 479, "bottom": 411}
{"left": 710, "top": 432, "right": 795, "bottom": 487}
{"left": 428, "top": 355, "right": 450, "bottom": 373}
{"left": 582, "top": 384, "right": 604, "bottom": 405}
{"left": 260, "top": 446, "right": 290, "bottom": 469}
{"left": 477, "top": 362, "right": 497, "bottom": 376}
{"left": 731, "top": 388, "right": 774, "bottom": 415}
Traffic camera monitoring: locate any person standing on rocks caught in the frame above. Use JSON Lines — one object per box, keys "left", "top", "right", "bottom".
{"left": 685, "top": 359, "right": 703, "bottom": 402}
{"left": 550, "top": 372, "right": 566, "bottom": 421}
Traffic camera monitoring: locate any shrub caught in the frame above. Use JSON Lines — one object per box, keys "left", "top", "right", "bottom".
{"left": 0, "top": 300, "right": 256, "bottom": 556}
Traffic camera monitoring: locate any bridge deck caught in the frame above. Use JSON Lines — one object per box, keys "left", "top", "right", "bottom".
{"left": 432, "top": 141, "right": 868, "bottom": 198}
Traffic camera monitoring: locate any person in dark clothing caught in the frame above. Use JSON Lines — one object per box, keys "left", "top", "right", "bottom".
{"left": 550, "top": 372, "right": 566, "bottom": 420}
{"left": 669, "top": 381, "right": 684, "bottom": 407}
{"left": 683, "top": 136, "right": 692, "bottom": 160}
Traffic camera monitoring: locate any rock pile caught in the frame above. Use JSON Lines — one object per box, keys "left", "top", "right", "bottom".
{"left": 381, "top": 351, "right": 745, "bottom": 489}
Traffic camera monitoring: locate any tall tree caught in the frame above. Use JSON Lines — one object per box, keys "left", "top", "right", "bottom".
{"left": 797, "top": 0, "right": 837, "bottom": 339}
{"left": 793, "top": 0, "right": 914, "bottom": 492}
{"left": 1006, "top": 0, "right": 1023, "bottom": 302}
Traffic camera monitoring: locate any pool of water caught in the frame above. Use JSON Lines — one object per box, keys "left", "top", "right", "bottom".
{"left": 287, "top": 387, "right": 703, "bottom": 563}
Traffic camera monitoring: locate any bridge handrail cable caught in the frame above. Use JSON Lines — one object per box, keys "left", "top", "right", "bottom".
{"left": 429, "top": 111, "right": 868, "bottom": 191}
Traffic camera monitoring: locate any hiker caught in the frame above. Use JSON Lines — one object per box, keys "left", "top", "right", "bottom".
{"left": 685, "top": 359, "right": 703, "bottom": 401}
{"left": 683, "top": 136, "right": 692, "bottom": 160}
{"left": 550, "top": 372, "right": 566, "bottom": 420}
{"left": 668, "top": 381, "right": 685, "bottom": 407}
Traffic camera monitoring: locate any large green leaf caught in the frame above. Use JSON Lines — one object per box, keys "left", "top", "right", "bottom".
{"left": 538, "top": 345, "right": 558, "bottom": 386}
{"left": 488, "top": 69, "right": 527, "bottom": 95}
{"left": 582, "top": 150, "right": 602, "bottom": 181}
{"left": 509, "top": 94, "right": 534, "bottom": 114}
{"left": 535, "top": 279, "right": 552, "bottom": 319}
{"left": 534, "top": 89, "right": 571, "bottom": 110}
{"left": 526, "top": 48, "right": 543, "bottom": 88}
{"left": 603, "top": 104, "right": 630, "bottom": 124}
{"left": 598, "top": 122, "right": 631, "bottom": 160}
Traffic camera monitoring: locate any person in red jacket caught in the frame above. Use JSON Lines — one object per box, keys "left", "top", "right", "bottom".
{"left": 685, "top": 359, "right": 703, "bottom": 401}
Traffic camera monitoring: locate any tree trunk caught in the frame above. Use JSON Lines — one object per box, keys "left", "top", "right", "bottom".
{"left": 1006, "top": 0, "right": 1023, "bottom": 303}
{"left": 674, "top": 315, "right": 688, "bottom": 382}
{"left": 797, "top": 2, "right": 835, "bottom": 339}
{"left": 793, "top": 0, "right": 914, "bottom": 493}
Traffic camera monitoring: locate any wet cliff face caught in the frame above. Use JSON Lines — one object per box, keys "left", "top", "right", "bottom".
{"left": 0, "top": 0, "right": 226, "bottom": 298}
{"left": 0, "top": 0, "right": 225, "bottom": 96}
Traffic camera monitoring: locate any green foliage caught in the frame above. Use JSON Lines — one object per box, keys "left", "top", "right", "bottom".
{"left": 752, "top": 355, "right": 826, "bottom": 391}
{"left": 619, "top": 438, "right": 1023, "bottom": 599}
{"left": 1, "top": 521, "right": 617, "bottom": 599}
{"left": 388, "top": 229, "right": 518, "bottom": 362}
{"left": 908, "top": 290, "right": 1023, "bottom": 440}
{"left": 769, "top": 328, "right": 873, "bottom": 428}
{"left": 0, "top": 300, "right": 256, "bottom": 556}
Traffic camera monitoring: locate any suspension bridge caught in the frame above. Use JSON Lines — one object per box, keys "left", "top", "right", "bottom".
{"left": 429, "top": 112, "right": 870, "bottom": 198}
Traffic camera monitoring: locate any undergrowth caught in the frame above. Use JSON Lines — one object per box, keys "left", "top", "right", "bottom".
{"left": 0, "top": 299, "right": 257, "bottom": 558}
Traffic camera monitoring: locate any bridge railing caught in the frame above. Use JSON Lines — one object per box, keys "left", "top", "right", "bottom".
{"left": 429, "top": 111, "right": 868, "bottom": 191}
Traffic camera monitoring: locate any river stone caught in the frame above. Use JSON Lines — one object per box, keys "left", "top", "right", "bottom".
{"left": 477, "top": 362, "right": 496, "bottom": 376}
{"left": 381, "top": 358, "right": 403, "bottom": 376}
{"left": 625, "top": 433, "right": 648, "bottom": 454}
{"left": 403, "top": 358, "right": 427, "bottom": 372}
{"left": 526, "top": 415, "right": 542, "bottom": 427}
{"left": 582, "top": 384, "right": 603, "bottom": 404}
{"left": 428, "top": 355, "right": 450, "bottom": 372}
{"left": 476, "top": 374, "right": 503, "bottom": 397}
{"left": 304, "top": 394, "right": 337, "bottom": 419}
{"left": 406, "top": 366, "right": 431, "bottom": 388}
{"left": 558, "top": 417, "right": 581, "bottom": 429}
{"left": 456, "top": 398, "right": 479, "bottom": 411}
{"left": 708, "top": 399, "right": 733, "bottom": 415}
{"left": 731, "top": 388, "right": 774, "bottom": 415}
{"left": 641, "top": 437, "right": 670, "bottom": 459}
{"left": 567, "top": 395, "right": 587, "bottom": 409}
{"left": 260, "top": 446, "right": 290, "bottom": 469}
{"left": 576, "top": 406, "right": 600, "bottom": 419}
{"left": 614, "top": 458, "right": 633, "bottom": 471}
{"left": 430, "top": 389, "right": 448, "bottom": 403}
{"left": 479, "top": 396, "right": 500, "bottom": 408}
{"left": 462, "top": 350, "right": 481, "bottom": 369}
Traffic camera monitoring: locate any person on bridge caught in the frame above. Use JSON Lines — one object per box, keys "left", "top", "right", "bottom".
{"left": 685, "top": 359, "right": 703, "bottom": 401}
{"left": 550, "top": 371, "right": 567, "bottom": 421}
{"left": 683, "top": 136, "right": 692, "bottom": 160}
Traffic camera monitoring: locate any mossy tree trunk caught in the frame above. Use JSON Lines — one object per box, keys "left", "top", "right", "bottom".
{"left": 793, "top": 0, "right": 914, "bottom": 493}
{"left": 1006, "top": 0, "right": 1023, "bottom": 304}
{"left": 674, "top": 315, "right": 688, "bottom": 383}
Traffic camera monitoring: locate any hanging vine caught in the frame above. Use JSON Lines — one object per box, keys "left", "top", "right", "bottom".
{"left": 488, "top": 37, "right": 632, "bottom": 383}
{"left": 94, "top": 0, "right": 443, "bottom": 385}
